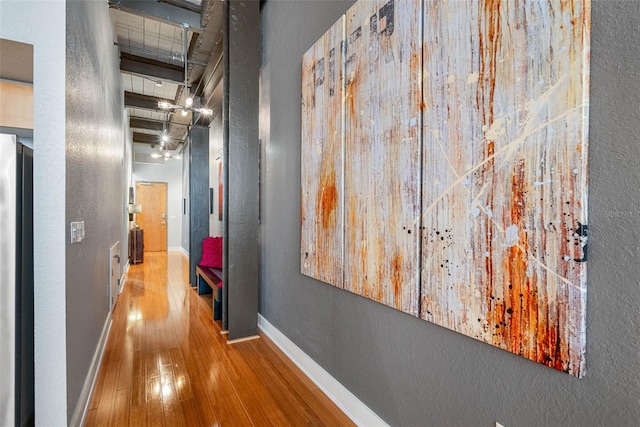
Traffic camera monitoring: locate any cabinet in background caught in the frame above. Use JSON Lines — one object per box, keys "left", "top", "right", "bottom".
{"left": 129, "top": 229, "right": 144, "bottom": 264}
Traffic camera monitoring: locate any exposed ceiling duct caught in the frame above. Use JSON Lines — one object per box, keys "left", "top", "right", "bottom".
{"left": 110, "top": 0, "right": 223, "bottom": 152}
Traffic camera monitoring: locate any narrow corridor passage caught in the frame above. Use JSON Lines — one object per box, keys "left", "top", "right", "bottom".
{"left": 86, "top": 252, "right": 352, "bottom": 426}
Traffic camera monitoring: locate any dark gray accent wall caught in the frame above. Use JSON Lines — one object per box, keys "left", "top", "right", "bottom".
{"left": 65, "top": 0, "right": 125, "bottom": 419}
{"left": 226, "top": 0, "right": 260, "bottom": 340}
{"left": 189, "top": 126, "right": 210, "bottom": 286}
{"left": 259, "top": 1, "right": 640, "bottom": 425}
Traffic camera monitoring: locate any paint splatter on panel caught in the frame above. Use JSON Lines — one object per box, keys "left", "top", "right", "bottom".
{"left": 301, "top": 17, "right": 345, "bottom": 287}
{"left": 420, "top": 0, "right": 589, "bottom": 377}
{"left": 343, "top": 0, "right": 422, "bottom": 315}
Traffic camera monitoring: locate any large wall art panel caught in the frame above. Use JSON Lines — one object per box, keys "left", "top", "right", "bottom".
{"left": 301, "top": 17, "right": 345, "bottom": 287}
{"left": 343, "top": 0, "right": 422, "bottom": 315}
{"left": 420, "top": 0, "right": 590, "bottom": 377}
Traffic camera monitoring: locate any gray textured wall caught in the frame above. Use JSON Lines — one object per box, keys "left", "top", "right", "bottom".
{"left": 209, "top": 115, "right": 224, "bottom": 237}
{"left": 65, "top": 0, "right": 125, "bottom": 420}
{"left": 259, "top": 1, "right": 640, "bottom": 425}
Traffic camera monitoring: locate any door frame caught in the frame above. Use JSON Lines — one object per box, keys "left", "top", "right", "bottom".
{"left": 135, "top": 181, "right": 168, "bottom": 252}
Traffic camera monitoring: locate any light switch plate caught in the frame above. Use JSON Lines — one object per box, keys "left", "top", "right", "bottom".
{"left": 70, "top": 221, "right": 85, "bottom": 243}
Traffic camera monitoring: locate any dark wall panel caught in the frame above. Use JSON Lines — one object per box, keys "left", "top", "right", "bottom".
{"left": 189, "top": 126, "right": 210, "bottom": 286}
{"left": 225, "top": 0, "right": 260, "bottom": 340}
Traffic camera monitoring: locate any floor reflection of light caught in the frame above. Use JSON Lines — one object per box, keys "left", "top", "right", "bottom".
{"left": 162, "top": 383, "right": 172, "bottom": 397}
{"left": 153, "top": 378, "right": 173, "bottom": 397}
{"left": 127, "top": 310, "right": 143, "bottom": 322}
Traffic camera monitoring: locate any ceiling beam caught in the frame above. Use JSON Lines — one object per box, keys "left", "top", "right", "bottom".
{"left": 133, "top": 131, "right": 185, "bottom": 146}
{"left": 160, "top": 0, "right": 201, "bottom": 14}
{"left": 130, "top": 118, "right": 164, "bottom": 131}
{"left": 120, "top": 53, "right": 184, "bottom": 84}
{"left": 133, "top": 132, "right": 161, "bottom": 145}
{"left": 130, "top": 117, "right": 189, "bottom": 131}
{"left": 108, "top": 0, "right": 203, "bottom": 33}
{"left": 124, "top": 91, "right": 169, "bottom": 111}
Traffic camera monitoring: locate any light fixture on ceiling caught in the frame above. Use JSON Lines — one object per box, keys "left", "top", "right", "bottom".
{"left": 156, "top": 24, "right": 213, "bottom": 118}
{"left": 158, "top": 101, "right": 213, "bottom": 116}
{"left": 154, "top": 80, "right": 163, "bottom": 88}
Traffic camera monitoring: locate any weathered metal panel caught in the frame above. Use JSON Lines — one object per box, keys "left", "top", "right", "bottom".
{"left": 301, "top": 17, "right": 345, "bottom": 288}
{"left": 343, "top": 0, "right": 422, "bottom": 315}
{"left": 420, "top": 0, "right": 590, "bottom": 377}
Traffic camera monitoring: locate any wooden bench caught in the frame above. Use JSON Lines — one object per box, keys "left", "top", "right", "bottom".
{"left": 195, "top": 265, "right": 223, "bottom": 320}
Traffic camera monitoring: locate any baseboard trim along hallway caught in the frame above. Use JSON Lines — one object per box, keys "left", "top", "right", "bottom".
{"left": 257, "top": 314, "right": 388, "bottom": 427}
{"left": 70, "top": 314, "right": 112, "bottom": 427}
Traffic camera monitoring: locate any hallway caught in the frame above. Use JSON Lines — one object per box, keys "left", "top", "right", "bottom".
{"left": 86, "top": 252, "right": 353, "bottom": 426}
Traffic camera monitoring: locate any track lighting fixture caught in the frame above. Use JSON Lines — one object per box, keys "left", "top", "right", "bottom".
{"left": 158, "top": 101, "right": 213, "bottom": 116}
{"left": 156, "top": 24, "right": 213, "bottom": 118}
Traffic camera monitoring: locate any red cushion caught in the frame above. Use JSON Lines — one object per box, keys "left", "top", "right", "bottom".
{"left": 200, "top": 236, "right": 223, "bottom": 268}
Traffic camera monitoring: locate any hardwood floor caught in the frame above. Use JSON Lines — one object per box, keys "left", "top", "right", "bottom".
{"left": 86, "top": 251, "right": 353, "bottom": 426}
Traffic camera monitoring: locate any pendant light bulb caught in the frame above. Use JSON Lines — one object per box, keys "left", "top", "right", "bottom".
{"left": 185, "top": 97, "right": 193, "bottom": 107}
{"left": 181, "top": 109, "right": 188, "bottom": 117}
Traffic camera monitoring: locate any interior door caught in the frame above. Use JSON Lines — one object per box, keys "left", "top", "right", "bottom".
{"left": 135, "top": 182, "right": 168, "bottom": 252}
{"left": 109, "top": 242, "right": 121, "bottom": 312}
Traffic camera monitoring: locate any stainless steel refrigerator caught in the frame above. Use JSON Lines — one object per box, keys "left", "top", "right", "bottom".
{"left": 1, "top": 133, "right": 34, "bottom": 426}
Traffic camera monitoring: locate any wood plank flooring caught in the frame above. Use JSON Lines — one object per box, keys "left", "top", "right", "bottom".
{"left": 86, "top": 251, "right": 353, "bottom": 426}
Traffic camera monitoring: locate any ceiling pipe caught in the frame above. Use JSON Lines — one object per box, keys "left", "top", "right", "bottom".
{"left": 183, "top": 24, "right": 190, "bottom": 103}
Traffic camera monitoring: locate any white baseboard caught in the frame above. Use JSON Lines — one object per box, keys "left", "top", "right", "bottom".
{"left": 257, "top": 314, "right": 387, "bottom": 427}
{"left": 169, "top": 246, "right": 189, "bottom": 258}
{"left": 119, "top": 274, "right": 126, "bottom": 295}
{"left": 69, "top": 314, "right": 112, "bottom": 427}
